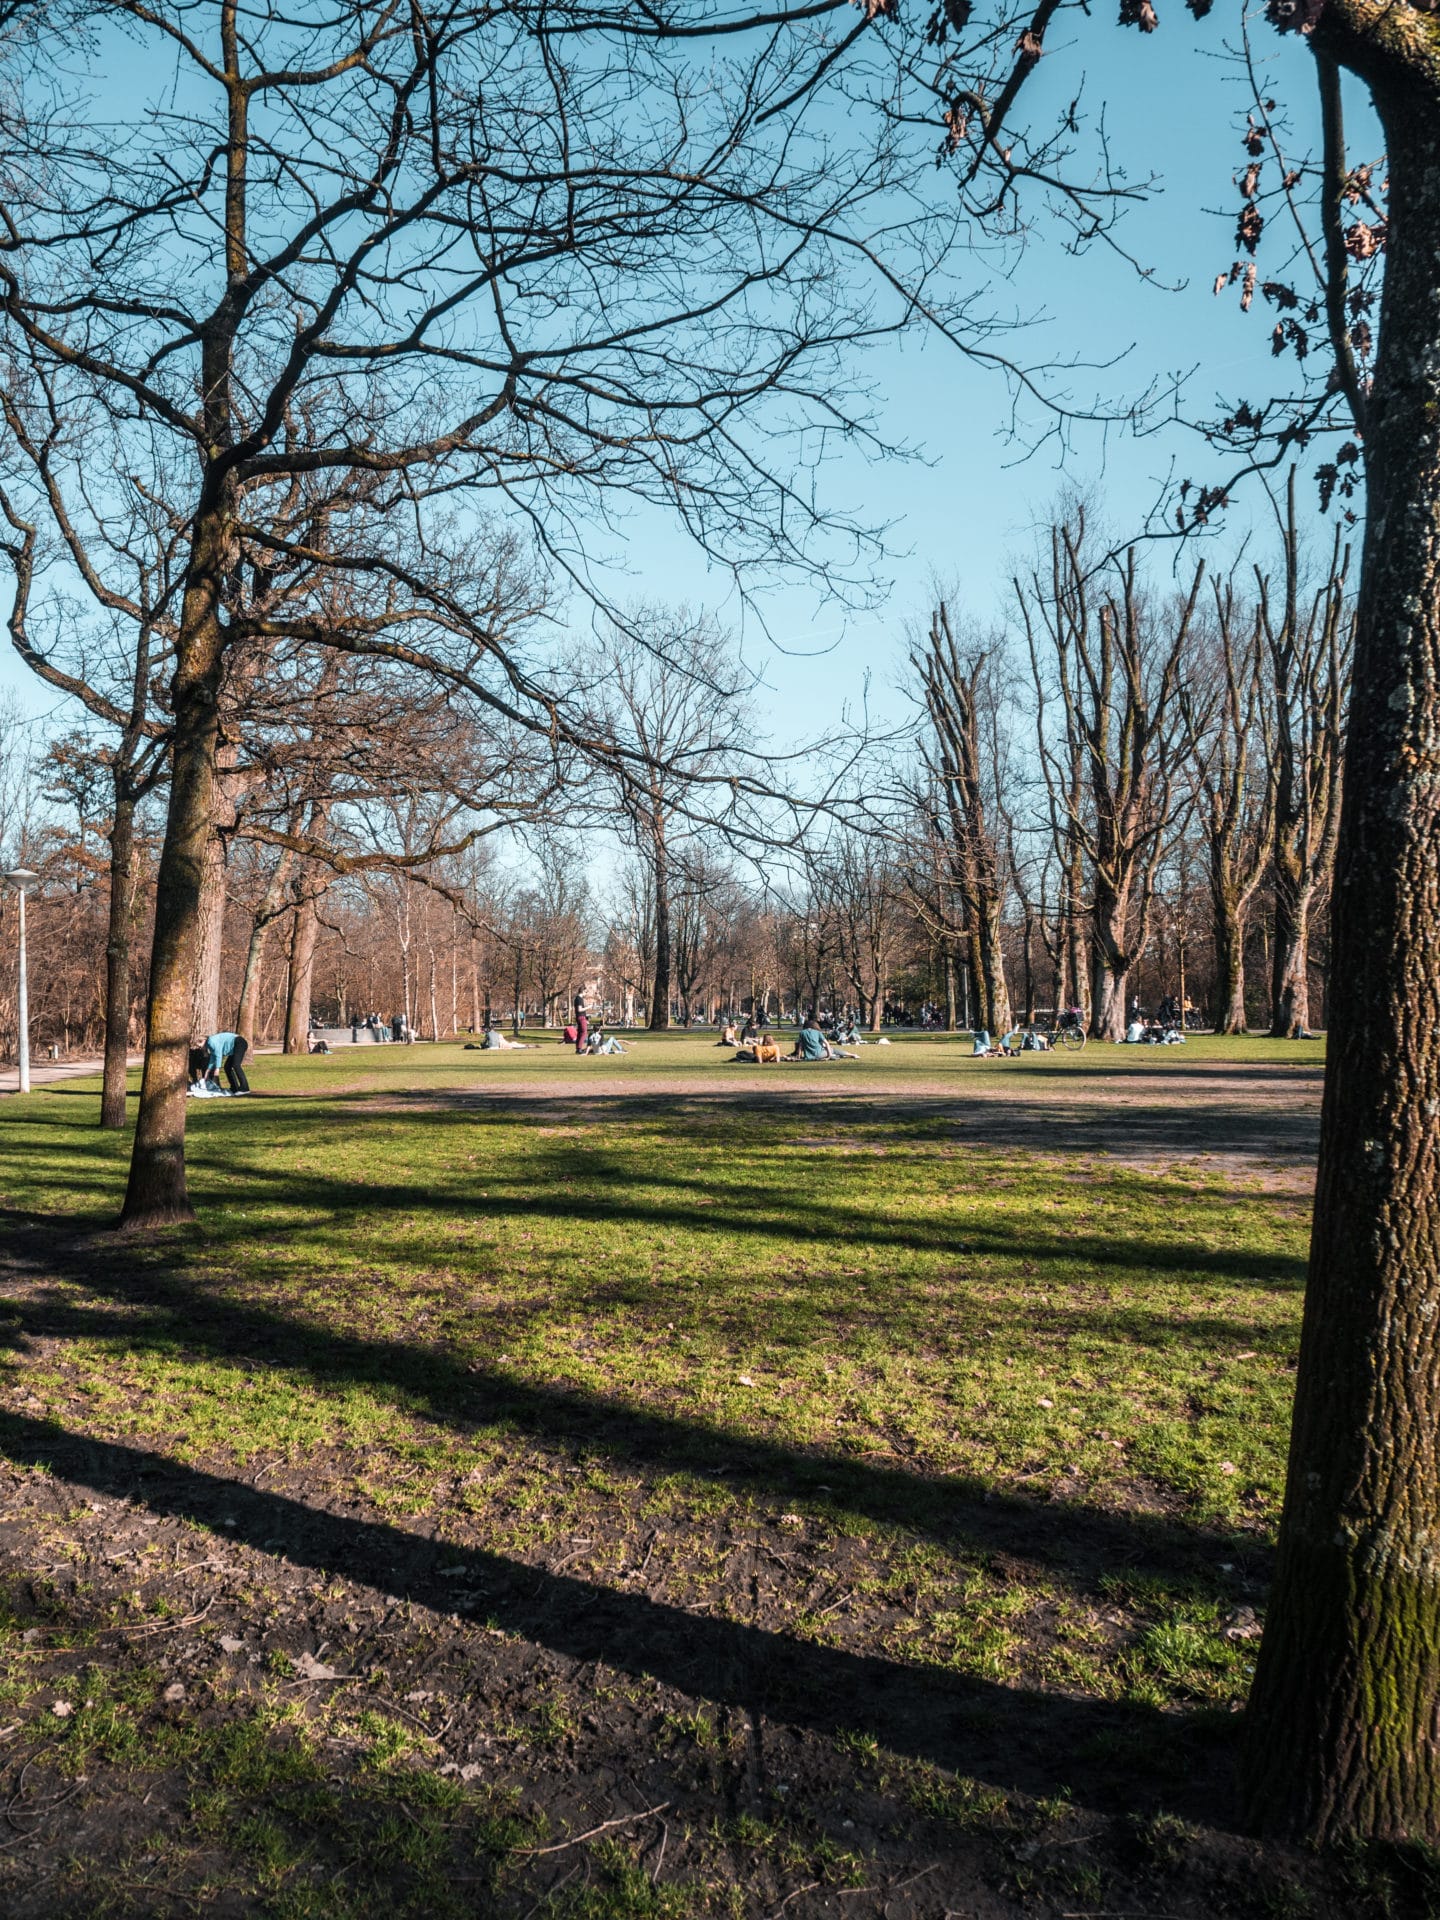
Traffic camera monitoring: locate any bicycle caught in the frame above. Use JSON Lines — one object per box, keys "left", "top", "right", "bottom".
{"left": 1038, "top": 1007, "right": 1087, "bottom": 1051}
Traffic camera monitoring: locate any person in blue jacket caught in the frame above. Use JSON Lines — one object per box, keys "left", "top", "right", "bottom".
{"left": 202, "top": 1031, "right": 250, "bottom": 1093}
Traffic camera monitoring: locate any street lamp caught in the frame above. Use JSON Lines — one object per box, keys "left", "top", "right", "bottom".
{"left": 2, "top": 869, "right": 39, "bottom": 1095}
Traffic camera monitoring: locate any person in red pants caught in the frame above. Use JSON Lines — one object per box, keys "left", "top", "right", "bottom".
{"left": 573, "top": 992, "right": 589, "bottom": 1055}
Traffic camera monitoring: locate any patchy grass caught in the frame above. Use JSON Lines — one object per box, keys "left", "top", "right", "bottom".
{"left": 0, "top": 1032, "right": 1371, "bottom": 1917}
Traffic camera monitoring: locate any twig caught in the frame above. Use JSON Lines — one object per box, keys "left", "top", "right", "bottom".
{"left": 769, "top": 1881, "right": 820, "bottom": 1917}
{"left": 518, "top": 1801, "right": 671, "bottom": 1857}
{"left": 649, "top": 1817, "right": 668, "bottom": 1886}
{"left": 99, "top": 1600, "right": 213, "bottom": 1639}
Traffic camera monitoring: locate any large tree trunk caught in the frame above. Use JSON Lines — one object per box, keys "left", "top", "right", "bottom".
{"left": 1241, "top": 83, "right": 1440, "bottom": 1843}
{"left": 1211, "top": 879, "right": 1249, "bottom": 1036}
{"left": 976, "top": 896, "right": 1011, "bottom": 1035}
{"left": 1269, "top": 879, "right": 1312, "bottom": 1037}
{"left": 100, "top": 785, "right": 138, "bottom": 1131}
{"left": 283, "top": 887, "right": 319, "bottom": 1054}
{"left": 190, "top": 826, "right": 227, "bottom": 1038}
{"left": 121, "top": 512, "right": 229, "bottom": 1229}
{"left": 1090, "top": 883, "right": 1131, "bottom": 1041}
{"left": 649, "top": 834, "right": 671, "bottom": 1030}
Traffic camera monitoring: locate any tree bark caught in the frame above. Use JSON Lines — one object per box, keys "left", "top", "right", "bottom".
{"left": 100, "top": 786, "right": 138, "bottom": 1130}
{"left": 1211, "top": 883, "right": 1249, "bottom": 1036}
{"left": 284, "top": 887, "right": 319, "bottom": 1054}
{"left": 1270, "top": 882, "right": 1312, "bottom": 1038}
{"left": 120, "top": 506, "right": 230, "bottom": 1228}
{"left": 236, "top": 847, "right": 294, "bottom": 1041}
{"left": 190, "top": 827, "right": 227, "bottom": 1039}
{"left": 1242, "top": 65, "right": 1440, "bottom": 1842}
{"left": 649, "top": 833, "right": 671, "bottom": 1030}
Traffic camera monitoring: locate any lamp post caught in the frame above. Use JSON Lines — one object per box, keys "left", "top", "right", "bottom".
{"left": 2, "top": 869, "right": 39, "bottom": 1094}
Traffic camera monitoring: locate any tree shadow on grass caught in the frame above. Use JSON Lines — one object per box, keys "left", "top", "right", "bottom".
{"left": 0, "top": 1206, "right": 1272, "bottom": 1608}
{"left": 0, "top": 1407, "right": 1239, "bottom": 1821}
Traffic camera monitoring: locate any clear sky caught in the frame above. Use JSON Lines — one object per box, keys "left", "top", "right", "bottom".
{"left": 0, "top": 16, "right": 1374, "bottom": 755}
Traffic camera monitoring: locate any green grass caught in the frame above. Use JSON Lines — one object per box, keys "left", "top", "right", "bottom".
{"left": 0, "top": 1031, "right": 1323, "bottom": 1911}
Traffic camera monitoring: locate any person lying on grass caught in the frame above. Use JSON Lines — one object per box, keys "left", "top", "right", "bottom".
{"left": 585, "top": 1029, "right": 627, "bottom": 1055}
{"left": 478, "top": 1028, "right": 534, "bottom": 1050}
{"left": 733, "top": 1034, "right": 782, "bottom": 1063}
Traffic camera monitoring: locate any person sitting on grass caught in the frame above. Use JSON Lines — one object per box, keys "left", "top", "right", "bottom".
{"left": 587, "top": 1028, "right": 627, "bottom": 1055}
{"left": 718, "top": 1019, "right": 739, "bottom": 1046}
{"left": 786, "top": 1014, "right": 855, "bottom": 1062}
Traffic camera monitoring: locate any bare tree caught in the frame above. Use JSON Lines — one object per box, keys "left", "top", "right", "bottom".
{"left": 908, "top": 604, "right": 1011, "bottom": 1035}
{"left": 1257, "top": 481, "right": 1351, "bottom": 1038}
{"left": 1189, "top": 575, "right": 1274, "bottom": 1035}
{"left": 1022, "top": 521, "right": 1204, "bottom": 1041}
{"left": 590, "top": 612, "right": 752, "bottom": 1030}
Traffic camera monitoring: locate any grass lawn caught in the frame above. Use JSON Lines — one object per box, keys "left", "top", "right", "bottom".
{"left": 0, "top": 1030, "right": 1427, "bottom": 1917}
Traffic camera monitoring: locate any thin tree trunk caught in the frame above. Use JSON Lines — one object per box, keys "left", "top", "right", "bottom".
{"left": 650, "top": 835, "right": 671, "bottom": 1030}
{"left": 190, "top": 827, "right": 227, "bottom": 1039}
{"left": 101, "top": 786, "right": 137, "bottom": 1131}
{"left": 236, "top": 849, "right": 294, "bottom": 1042}
{"left": 1241, "top": 91, "right": 1440, "bottom": 1842}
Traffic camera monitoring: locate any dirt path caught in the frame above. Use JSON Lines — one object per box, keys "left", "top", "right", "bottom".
{"left": 355, "top": 1057, "right": 1324, "bottom": 1175}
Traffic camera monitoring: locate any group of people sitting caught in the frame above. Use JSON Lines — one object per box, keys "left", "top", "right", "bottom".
{"left": 971, "top": 1025, "right": 1052, "bottom": 1057}
{"left": 187, "top": 1030, "right": 250, "bottom": 1095}
{"left": 729, "top": 1012, "right": 857, "bottom": 1065}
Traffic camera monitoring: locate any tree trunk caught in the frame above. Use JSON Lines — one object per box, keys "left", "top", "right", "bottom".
{"left": 1090, "top": 884, "right": 1131, "bottom": 1041}
{"left": 190, "top": 826, "right": 227, "bottom": 1039}
{"left": 236, "top": 849, "right": 294, "bottom": 1042}
{"left": 284, "top": 889, "right": 319, "bottom": 1053}
{"left": 1090, "top": 957, "right": 1128, "bottom": 1044}
{"left": 1211, "top": 881, "right": 1249, "bottom": 1036}
{"left": 100, "top": 785, "right": 137, "bottom": 1131}
{"left": 1241, "top": 82, "right": 1440, "bottom": 1843}
{"left": 1270, "top": 880, "right": 1312, "bottom": 1037}
{"left": 944, "top": 946, "right": 957, "bottom": 1029}
{"left": 650, "top": 835, "right": 671, "bottom": 1030}
{"left": 121, "top": 516, "right": 229, "bottom": 1229}
{"left": 977, "top": 896, "right": 1011, "bottom": 1035}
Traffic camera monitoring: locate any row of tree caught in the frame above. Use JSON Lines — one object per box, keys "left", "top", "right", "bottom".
{"left": 2, "top": 490, "right": 1348, "bottom": 1060}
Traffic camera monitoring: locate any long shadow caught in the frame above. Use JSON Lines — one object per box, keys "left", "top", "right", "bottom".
{"left": 307, "top": 1080, "right": 1322, "bottom": 1165}
{"left": 182, "top": 1129, "right": 1309, "bottom": 1286}
{"left": 0, "top": 1408, "right": 1235, "bottom": 1816}
{"left": 0, "top": 1208, "right": 1273, "bottom": 1602}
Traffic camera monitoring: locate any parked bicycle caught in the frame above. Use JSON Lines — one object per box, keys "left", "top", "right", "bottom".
{"left": 1038, "top": 1007, "right": 1087, "bottom": 1051}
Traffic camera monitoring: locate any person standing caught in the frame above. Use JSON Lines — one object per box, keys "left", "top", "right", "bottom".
{"left": 573, "top": 991, "right": 589, "bottom": 1055}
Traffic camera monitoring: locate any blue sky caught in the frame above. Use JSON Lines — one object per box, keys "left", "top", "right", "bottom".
{"left": 1, "top": 15, "right": 1374, "bottom": 753}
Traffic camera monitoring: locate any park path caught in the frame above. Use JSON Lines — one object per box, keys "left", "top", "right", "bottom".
{"left": 0, "top": 1052, "right": 141, "bottom": 1096}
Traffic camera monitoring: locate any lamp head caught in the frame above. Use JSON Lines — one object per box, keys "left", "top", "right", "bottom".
{"left": 2, "top": 869, "right": 39, "bottom": 890}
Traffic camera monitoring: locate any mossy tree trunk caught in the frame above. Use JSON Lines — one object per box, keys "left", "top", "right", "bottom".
{"left": 1243, "top": 22, "right": 1440, "bottom": 1840}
